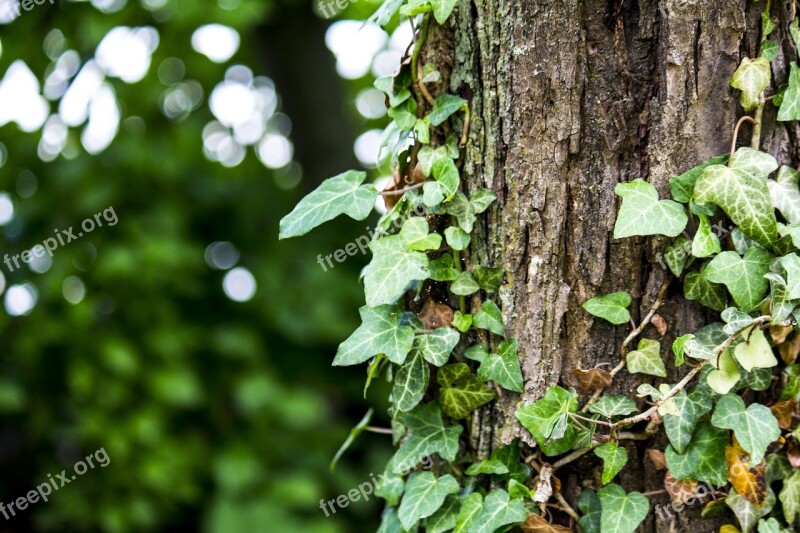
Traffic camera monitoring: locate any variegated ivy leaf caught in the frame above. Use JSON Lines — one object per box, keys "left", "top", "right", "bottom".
{"left": 279, "top": 170, "right": 377, "bottom": 238}
{"left": 663, "top": 387, "right": 713, "bottom": 454}
{"left": 726, "top": 487, "right": 775, "bottom": 533}
{"left": 693, "top": 148, "right": 779, "bottom": 248}
{"left": 760, "top": 39, "right": 779, "bottom": 61}
{"left": 473, "top": 300, "right": 505, "bottom": 335}
{"left": 368, "top": 0, "right": 405, "bottom": 27}
{"left": 397, "top": 472, "right": 460, "bottom": 530}
{"left": 733, "top": 327, "right": 778, "bottom": 372}
{"left": 429, "top": 254, "right": 460, "bottom": 281}
{"left": 454, "top": 492, "right": 482, "bottom": 533}
{"left": 594, "top": 442, "right": 628, "bottom": 485}
{"left": 764, "top": 272, "right": 797, "bottom": 324}
{"left": 597, "top": 484, "right": 649, "bottom": 533}
{"left": 389, "top": 402, "right": 463, "bottom": 474}
{"left": 768, "top": 166, "right": 800, "bottom": 224}
{"left": 626, "top": 338, "right": 667, "bottom": 377}
{"left": 414, "top": 327, "right": 460, "bottom": 367}
{"left": 684, "top": 322, "right": 728, "bottom": 360}
{"left": 711, "top": 393, "right": 780, "bottom": 463}
{"left": 418, "top": 145, "right": 451, "bottom": 177}
{"left": 665, "top": 421, "right": 729, "bottom": 486}
{"left": 613, "top": 179, "right": 688, "bottom": 238}
{"left": 423, "top": 158, "right": 460, "bottom": 207}
{"left": 375, "top": 474, "right": 405, "bottom": 506}
{"left": 476, "top": 338, "right": 524, "bottom": 393}
{"left": 489, "top": 440, "right": 531, "bottom": 483}
{"left": 376, "top": 507, "right": 403, "bottom": 533}
{"left": 730, "top": 56, "right": 771, "bottom": 111}
{"left": 427, "top": 495, "right": 460, "bottom": 533}
{"left": 429, "top": 93, "right": 467, "bottom": 126}
{"left": 779, "top": 223, "right": 800, "bottom": 249}
{"left": 473, "top": 266, "right": 504, "bottom": 292}
{"left": 468, "top": 489, "right": 528, "bottom": 533}
{"left": 465, "top": 459, "right": 509, "bottom": 476}
{"left": 445, "top": 226, "right": 471, "bottom": 251}
{"left": 782, "top": 253, "right": 800, "bottom": 300}
{"left": 470, "top": 189, "right": 497, "bottom": 213}
{"left": 670, "top": 155, "right": 730, "bottom": 203}
{"left": 636, "top": 383, "right": 662, "bottom": 402}
{"left": 756, "top": 518, "right": 781, "bottom": 533}
{"left": 703, "top": 248, "right": 773, "bottom": 311}
{"left": 586, "top": 395, "right": 638, "bottom": 418}
{"left": 778, "top": 62, "right": 800, "bottom": 122}
{"left": 451, "top": 271, "right": 480, "bottom": 296}
{"left": 582, "top": 291, "right": 631, "bottom": 325}
{"left": 707, "top": 349, "right": 741, "bottom": 395}
{"left": 437, "top": 363, "right": 495, "bottom": 419}
{"left": 444, "top": 192, "right": 476, "bottom": 232}
{"left": 780, "top": 469, "right": 800, "bottom": 524}
{"left": 693, "top": 213, "right": 722, "bottom": 257}
{"left": 515, "top": 385, "right": 578, "bottom": 443}
{"left": 722, "top": 307, "right": 758, "bottom": 335}
{"left": 663, "top": 235, "right": 692, "bottom": 276}
{"left": 392, "top": 351, "right": 429, "bottom": 412}
{"left": 334, "top": 305, "right": 416, "bottom": 366}
{"left": 685, "top": 269, "right": 729, "bottom": 312}
{"left": 364, "top": 217, "right": 438, "bottom": 307}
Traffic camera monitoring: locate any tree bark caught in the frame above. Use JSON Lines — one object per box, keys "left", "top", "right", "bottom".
{"left": 433, "top": 1, "right": 798, "bottom": 530}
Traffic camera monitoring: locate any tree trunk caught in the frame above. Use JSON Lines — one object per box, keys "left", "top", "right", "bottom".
{"left": 432, "top": 1, "right": 798, "bottom": 530}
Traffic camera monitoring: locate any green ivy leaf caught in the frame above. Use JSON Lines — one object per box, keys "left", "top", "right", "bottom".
{"left": 468, "top": 489, "right": 528, "bottom": 533}
{"left": 376, "top": 507, "right": 405, "bottom": 533}
{"left": 760, "top": 40, "right": 779, "bottom": 61}
{"left": 663, "top": 236, "right": 692, "bottom": 276}
{"left": 733, "top": 327, "right": 778, "bottom": 372}
{"left": 594, "top": 442, "right": 628, "bottom": 485}
{"left": 429, "top": 93, "right": 467, "bottom": 126}
{"left": 470, "top": 189, "right": 497, "bottom": 213}
{"left": 334, "top": 305, "right": 416, "bottom": 366}
{"left": 368, "top": 0, "right": 405, "bottom": 26}
{"left": 444, "top": 192, "right": 476, "bottom": 232}
{"left": 427, "top": 495, "right": 460, "bottom": 533}
{"left": 418, "top": 146, "right": 451, "bottom": 177}
{"left": 693, "top": 213, "right": 722, "bottom": 258}
{"left": 489, "top": 440, "right": 531, "bottom": 483}
{"left": 393, "top": 351, "right": 430, "bottom": 412}
{"left": 673, "top": 334, "right": 694, "bottom": 366}
{"left": 415, "top": 117, "right": 431, "bottom": 144}
{"left": 389, "top": 100, "right": 418, "bottom": 130}
{"left": 768, "top": 166, "right": 800, "bottom": 224}
{"left": 779, "top": 469, "right": 800, "bottom": 524}
{"left": 398, "top": 472, "right": 460, "bottom": 530}
{"left": 670, "top": 155, "right": 730, "bottom": 203}
{"left": 437, "top": 363, "right": 495, "bottom": 419}
{"left": 613, "top": 179, "right": 689, "bottom": 238}
{"left": 429, "top": 254, "right": 460, "bottom": 281}
{"left": 577, "top": 489, "right": 602, "bottom": 533}
{"left": 704, "top": 248, "right": 773, "bottom": 311}
{"left": 515, "top": 385, "right": 578, "bottom": 443}
{"left": 764, "top": 272, "right": 797, "bottom": 324}
{"left": 684, "top": 269, "right": 729, "bottom": 312}
{"left": 707, "top": 349, "right": 741, "bottom": 395}
{"left": 582, "top": 291, "right": 631, "bottom": 325}
{"left": 451, "top": 271, "right": 480, "bottom": 296}
{"left": 779, "top": 223, "right": 800, "bottom": 249}
{"left": 684, "top": 322, "right": 728, "bottom": 360}
{"left": 414, "top": 327, "right": 460, "bottom": 367}
{"left": 722, "top": 307, "right": 758, "bottom": 335}
{"left": 476, "top": 338, "right": 524, "bottom": 393}
{"left": 454, "top": 493, "right": 483, "bottom": 533}
{"left": 730, "top": 57, "right": 771, "bottom": 111}
{"left": 711, "top": 393, "right": 780, "bottom": 463}
{"left": 452, "top": 311, "right": 472, "bottom": 332}
{"left": 445, "top": 226, "right": 471, "bottom": 251}
{"left": 597, "top": 484, "right": 649, "bottom": 533}
{"left": 693, "top": 148, "right": 779, "bottom": 248}
{"left": 587, "top": 395, "right": 638, "bottom": 418}
{"left": 626, "top": 338, "right": 667, "bottom": 377}
{"left": 665, "top": 421, "right": 729, "bottom": 486}
{"left": 389, "top": 402, "right": 463, "bottom": 474}
{"left": 507, "top": 479, "right": 533, "bottom": 500}
{"left": 465, "top": 459, "right": 509, "bottom": 476}
{"left": 472, "top": 266, "right": 505, "bottom": 292}
{"left": 279, "top": 170, "right": 376, "bottom": 239}
{"left": 663, "top": 387, "right": 713, "bottom": 454}
{"left": 778, "top": 62, "right": 800, "bottom": 122}
{"left": 473, "top": 300, "right": 505, "bottom": 336}
{"left": 365, "top": 218, "right": 436, "bottom": 307}
{"left": 424, "top": 158, "right": 460, "bottom": 207}
{"left": 782, "top": 253, "right": 800, "bottom": 300}
{"left": 766, "top": 454, "right": 793, "bottom": 482}
{"left": 726, "top": 487, "right": 775, "bottom": 533}
{"left": 375, "top": 474, "right": 405, "bottom": 506}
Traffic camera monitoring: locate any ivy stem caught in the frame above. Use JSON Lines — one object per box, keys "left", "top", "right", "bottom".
{"left": 411, "top": 15, "right": 431, "bottom": 108}
{"left": 380, "top": 181, "right": 428, "bottom": 196}
{"left": 730, "top": 115, "right": 757, "bottom": 165}
{"left": 453, "top": 250, "right": 467, "bottom": 313}
{"left": 569, "top": 412, "right": 613, "bottom": 428}
{"left": 553, "top": 491, "right": 581, "bottom": 525}
{"left": 752, "top": 0, "right": 771, "bottom": 150}
{"left": 364, "top": 426, "right": 394, "bottom": 435}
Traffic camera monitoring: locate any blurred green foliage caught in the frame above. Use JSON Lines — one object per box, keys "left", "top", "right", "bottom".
{"left": 0, "top": 0, "right": 393, "bottom": 531}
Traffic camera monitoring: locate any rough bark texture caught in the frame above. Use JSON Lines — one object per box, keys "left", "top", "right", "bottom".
{"left": 434, "top": 1, "right": 799, "bottom": 531}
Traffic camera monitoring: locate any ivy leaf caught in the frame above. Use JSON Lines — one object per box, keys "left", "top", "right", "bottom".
{"left": 470, "top": 189, "right": 497, "bottom": 213}
{"left": 665, "top": 421, "right": 729, "bottom": 486}
{"left": 685, "top": 322, "right": 728, "bottom": 360}
{"left": 704, "top": 248, "right": 773, "bottom": 311}
{"left": 778, "top": 223, "right": 800, "bottom": 250}
{"left": 597, "top": 484, "right": 649, "bottom": 533}
{"left": 490, "top": 440, "right": 531, "bottom": 483}
{"left": 445, "top": 226, "right": 471, "bottom": 251}
{"left": 764, "top": 273, "right": 797, "bottom": 324}
{"left": 779, "top": 469, "right": 800, "bottom": 524}
{"left": 424, "top": 158, "right": 460, "bottom": 206}
{"left": 507, "top": 479, "right": 533, "bottom": 500}
{"left": 393, "top": 351, "right": 430, "bottom": 412}
{"left": 427, "top": 495, "right": 460, "bottom": 533}
{"left": 279, "top": 170, "right": 376, "bottom": 238}
{"left": 733, "top": 327, "right": 778, "bottom": 372}
{"left": 468, "top": 489, "right": 528, "bottom": 533}
{"left": 587, "top": 395, "right": 638, "bottom": 418}
{"left": 451, "top": 271, "right": 480, "bottom": 296}
{"left": 768, "top": 166, "right": 800, "bottom": 224}
{"left": 663, "top": 236, "right": 692, "bottom": 276}
{"left": 782, "top": 253, "right": 800, "bottom": 300}
{"left": 389, "top": 402, "right": 463, "bottom": 474}
{"left": 760, "top": 40, "right": 779, "bottom": 61}
{"left": 472, "top": 266, "right": 505, "bottom": 292}
{"left": 334, "top": 305, "right": 416, "bottom": 366}
{"left": 613, "top": 179, "right": 689, "bottom": 238}
{"left": 438, "top": 363, "right": 495, "bottom": 419}
{"left": 418, "top": 146, "right": 451, "bottom": 177}
{"left": 397, "top": 472, "right": 460, "bottom": 530}
{"left": 429, "top": 254, "right": 460, "bottom": 281}
{"left": 778, "top": 62, "right": 800, "bottom": 122}
{"left": 444, "top": 192, "right": 476, "bottom": 232}
{"left": 414, "top": 327, "right": 460, "bottom": 367}
{"left": 693, "top": 148, "right": 779, "bottom": 248}
{"left": 476, "top": 338, "right": 524, "bottom": 393}
{"left": 365, "top": 218, "right": 435, "bottom": 307}
{"left": 429, "top": 93, "right": 467, "bottom": 126}
{"left": 594, "top": 442, "right": 628, "bottom": 485}
{"left": 376, "top": 507, "right": 405, "bottom": 533}
{"left": 730, "top": 57, "right": 771, "bottom": 111}
{"left": 685, "top": 269, "right": 729, "bottom": 312}
{"left": 711, "top": 393, "right": 781, "bottom": 463}
{"left": 473, "top": 300, "right": 505, "bottom": 335}
{"left": 670, "top": 155, "right": 730, "bottom": 203}
{"left": 726, "top": 439, "right": 768, "bottom": 507}
{"left": 725, "top": 487, "right": 775, "bottom": 533}
{"left": 452, "top": 311, "right": 472, "bottom": 332}
{"left": 722, "top": 307, "right": 758, "bottom": 335}
{"left": 663, "top": 387, "right": 713, "bottom": 454}
{"left": 626, "top": 338, "right": 667, "bottom": 377}
{"left": 582, "top": 291, "right": 631, "bottom": 325}
{"left": 454, "top": 493, "right": 483, "bottom": 533}
{"left": 707, "top": 349, "right": 742, "bottom": 395}
{"left": 693, "top": 213, "right": 722, "bottom": 257}
{"left": 577, "top": 489, "right": 602, "bottom": 533}
{"left": 673, "top": 334, "right": 694, "bottom": 366}
{"left": 368, "top": 0, "right": 405, "bottom": 26}
{"left": 515, "top": 385, "right": 578, "bottom": 443}
{"left": 375, "top": 474, "right": 405, "bottom": 506}
{"left": 465, "top": 459, "right": 509, "bottom": 476}
{"left": 464, "top": 343, "right": 489, "bottom": 363}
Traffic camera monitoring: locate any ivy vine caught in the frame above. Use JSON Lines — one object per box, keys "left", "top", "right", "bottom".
{"left": 281, "top": 1, "right": 800, "bottom": 532}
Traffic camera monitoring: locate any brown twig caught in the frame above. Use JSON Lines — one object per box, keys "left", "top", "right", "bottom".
{"left": 380, "top": 181, "right": 428, "bottom": 196}
{"left": 365, "top": 426, "right": 394, "bottom": 435}
{"left": 553, "top": 491, "right": 582, "bottom": 526}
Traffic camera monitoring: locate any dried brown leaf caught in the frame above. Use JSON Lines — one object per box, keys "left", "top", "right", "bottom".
{"left": 520, "top": 513, "right": 574, "bottom": 533}
{"left": 664, "top": 471, "right": 698, "bottom": 506}
{"left": 651, "top": 313, "right": 668, "bottom": 336}
{"left": 778, "top": 332, "right": 800, "bottom": 365}
{"left": 647, "top": 449, "right": 667, "bottom": 470}
{"left": 770, "top": 399, "right": 797, "bottom": 430}
{"left": 417, "top": 299, "right": 454, "bottom": 330}
{"left": 725, "top": 438, "right": 767, "bottom": 507}
{"left": 571, "top": 368, "right": 612, "bottom": 393}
